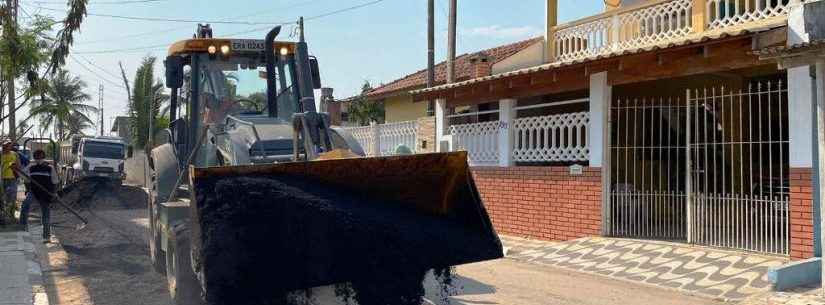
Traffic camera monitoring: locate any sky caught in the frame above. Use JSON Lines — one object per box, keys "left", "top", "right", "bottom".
{"left": 17, "top": 0, "right": 604, "bottom": 135}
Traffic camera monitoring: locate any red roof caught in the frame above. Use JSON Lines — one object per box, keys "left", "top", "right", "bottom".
{"left": 365, "top": 37, "right": 543, "bottom": 99}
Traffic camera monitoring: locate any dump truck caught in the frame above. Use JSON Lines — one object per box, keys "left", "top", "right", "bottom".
{"left": 148, "top": 20, "right": 502, "bottom": 305}
{"left": 59, "top": 135, "right": 127, "bottom": 185}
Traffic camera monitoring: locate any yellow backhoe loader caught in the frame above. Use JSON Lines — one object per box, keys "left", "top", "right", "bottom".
{"left": 147, "top": 19, "right": 502, "bottom": 305}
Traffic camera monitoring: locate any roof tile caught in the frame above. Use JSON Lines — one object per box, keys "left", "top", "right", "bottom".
{"left": 365, "top": 37, "right": 543, "bottom": 99}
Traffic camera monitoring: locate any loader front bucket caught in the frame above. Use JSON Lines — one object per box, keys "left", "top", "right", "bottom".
{"left": 188, "top": 151, "right": 503, "bottom": 304}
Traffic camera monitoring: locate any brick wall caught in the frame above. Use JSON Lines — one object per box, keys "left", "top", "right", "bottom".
{"left": 472, "top": 166, "right": 602, "bottom": 241}
{"left": 789, "top": 167, "right": 815, "bottom": 260}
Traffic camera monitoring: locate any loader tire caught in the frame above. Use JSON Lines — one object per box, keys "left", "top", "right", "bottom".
{"left": 166, "top": 222, "right": 203, "bottom": 305}
{"left": 149, "top": 194, "right": 166, "bottom": 275}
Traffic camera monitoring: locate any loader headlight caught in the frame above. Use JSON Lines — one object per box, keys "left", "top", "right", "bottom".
{"left": 207, "top": 45, "right": 217, "bottom": 54}
{"left": 220, "top": 45, "right": 230, "bottom": 55}
{"left": 280, "top": 47, "right": 289, "bottom": 56}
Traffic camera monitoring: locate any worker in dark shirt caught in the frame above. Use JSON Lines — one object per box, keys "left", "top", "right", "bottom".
{"left": 19, "top": 150, "right": 57, "bottom": 242}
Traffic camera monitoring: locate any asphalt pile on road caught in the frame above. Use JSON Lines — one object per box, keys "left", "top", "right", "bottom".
{"left": 192, "top": 175, "right": 502, "bottom": 305}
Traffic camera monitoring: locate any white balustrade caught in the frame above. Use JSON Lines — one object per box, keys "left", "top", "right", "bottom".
{"left": 346, "top": 125, "right": 377, "bottom": 156}
{"left": 554, "top": 17, "right": 613, "bottom": 62}
{"left": 706, "top": 0, "right": 792, "bottom": 29}
{"left": 615, "top": 0, "right": 694, "bottom": 50}
{"left": 554, "top": 0, "right": 694, "bottom": 62}
{"left": 345, "top": 120, "right": 419, "bottom": 157}
{"left": 552, "top": 0, "right": 794, "bottom": 63}
{"left": 378, "top": 121, "right": 419, "bottom": 156}
{"left": 513, "top": 112, "right": 590, "bottom": 162}
{"left": 449, "top": 121, "right": 502, "bottom": 166}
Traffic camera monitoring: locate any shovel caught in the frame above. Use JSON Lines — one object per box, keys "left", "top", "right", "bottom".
{"left": 13, "top": 167, "right": 88, "bottom": 230}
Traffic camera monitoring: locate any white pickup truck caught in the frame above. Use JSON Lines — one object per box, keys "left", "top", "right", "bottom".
{"left": 60, "top": 136, "right": 127, "bottom": 185}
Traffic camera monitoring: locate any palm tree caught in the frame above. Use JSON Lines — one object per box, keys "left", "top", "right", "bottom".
{"left": 129, "top": 56, "right": 169, "bottom": 148}
{"left": 65, "top": 111, "right": 93, "bottom": 138}
{"left": 26, "top": 70, "right": 96, "bottom": 141}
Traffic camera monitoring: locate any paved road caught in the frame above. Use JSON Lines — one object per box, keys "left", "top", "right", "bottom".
{"left": 36, "top": 180, "right": 171, "bottom": 305}
{"left": 422, "top": 258, "right": 727, "bottom": 305}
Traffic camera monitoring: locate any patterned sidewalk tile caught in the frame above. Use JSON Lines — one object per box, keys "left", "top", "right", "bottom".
{"left": 499, "top": 235, "right": 787, "bottom": 301}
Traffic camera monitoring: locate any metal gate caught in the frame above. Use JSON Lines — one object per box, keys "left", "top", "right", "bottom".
{"left": 609, "top": 81, "right": 789, "bottom": 255}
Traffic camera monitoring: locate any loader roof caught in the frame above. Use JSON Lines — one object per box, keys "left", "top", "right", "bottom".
{"left": 168, "top": 38, "right": 296, "bottom": 56}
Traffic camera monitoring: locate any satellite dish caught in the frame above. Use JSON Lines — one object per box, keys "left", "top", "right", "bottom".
{"left": 605, "top": 0, "right": 622, "bottom": 7}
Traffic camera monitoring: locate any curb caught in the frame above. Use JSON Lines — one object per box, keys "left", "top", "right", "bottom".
{"left": 25, "top": 225, "right": 49, "bottom": 305}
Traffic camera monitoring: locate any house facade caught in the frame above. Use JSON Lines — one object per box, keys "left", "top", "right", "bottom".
{"left": 408, "top": 0, "right": 825, "bottom": 260}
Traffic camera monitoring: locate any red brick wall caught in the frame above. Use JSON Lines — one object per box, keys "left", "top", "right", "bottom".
{"left": 789, "top": 167, "right": 815, "bottom": 260}
{"left": 471, "top": 166, "right": 602, "bottom": 241}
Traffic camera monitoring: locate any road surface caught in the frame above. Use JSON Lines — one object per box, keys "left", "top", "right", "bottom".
{"left": 30, "top": 153, "right": 727, "bottom": 305}
{"left": 37, "top": 180, "right": 171, "bottom": 305}
{"left": 423, "top": 258, "right": 727, "bottom": 305}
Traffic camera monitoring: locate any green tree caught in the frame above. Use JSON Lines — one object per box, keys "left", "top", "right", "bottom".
{"left": 65, "top": 111, "right": 93, "bottom": 138}
{"left": 129, "top": 56, "right": 169, "bottom": 148}
{"left": 26, "top": 70, "right": 96, "bottom": 141}
{"left": 348, "top": 81, "right": 384, "bottom": 126}
{"left": 0, "top": 14, "right": 56, "bottom": 135}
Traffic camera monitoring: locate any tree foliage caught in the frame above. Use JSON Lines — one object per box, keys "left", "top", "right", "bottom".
{"left": 128, "top": 56, "right": 169, "bottom": 148}
{"left": 26, "top": 70, "right": 96, "bottom": 141}
{"left": 348, "top": 81, "right": 384, "bottom": 126}
{"left": 49, "top": 0, "right": 88, "bottom": 71}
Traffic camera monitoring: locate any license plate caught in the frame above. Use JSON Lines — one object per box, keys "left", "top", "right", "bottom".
{"left": 231, "top": 39, "right": 266, "bottom": 52}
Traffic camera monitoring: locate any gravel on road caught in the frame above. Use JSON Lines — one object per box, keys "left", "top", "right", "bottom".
{"left": 37, "top": 180, "right": 171, "bottom": 305}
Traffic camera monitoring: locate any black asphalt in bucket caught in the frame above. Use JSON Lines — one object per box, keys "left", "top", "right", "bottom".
{"left": 190, "top": 174, "right": 502, "bottom": 305}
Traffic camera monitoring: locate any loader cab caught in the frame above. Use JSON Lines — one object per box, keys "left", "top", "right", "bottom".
{"left": 164, "top": 35, "right": 321, "bottom": 165}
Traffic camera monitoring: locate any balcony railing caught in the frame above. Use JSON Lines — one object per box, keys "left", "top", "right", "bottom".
{"left": 550, "top": 0, "right": 796, "bottom": 63}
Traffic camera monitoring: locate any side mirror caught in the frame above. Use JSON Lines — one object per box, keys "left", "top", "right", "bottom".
{"left": 127, "top": 146, "right": 134, "bottom": 158}
{"left": 165, "top": 56, "right": 185, "bottom": 89}
{"left": 309, "top": 57, "right": 322, "bottom": 89}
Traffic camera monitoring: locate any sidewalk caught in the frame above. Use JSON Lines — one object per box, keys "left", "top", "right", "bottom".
{"left": 500, "top": 235, "right": 786, "bottom": 301}
{"left": 740, "top": 286, "right": 825, "bottom": 305}
{"left": 0, "top": 228, "right": 48, "bottom": 305}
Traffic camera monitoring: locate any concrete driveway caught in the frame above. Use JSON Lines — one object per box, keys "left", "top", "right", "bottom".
{"left": 421, "top": 258, "right": 726, "bottom": 305}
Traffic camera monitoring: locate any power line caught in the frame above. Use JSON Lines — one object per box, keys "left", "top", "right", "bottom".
{"left": 76, "top": 54, "right": 124, "bottom": 80}
{"left": 34, "top": 5, "right": 293, "bottom": 25}
{"left": 71, "top": 0, "right": 390, "bottom": 54}
{"left": 27, "top": 0, "right": 165, "bottom": 5}
{"left": 71, "top": 0, "right": 322, "bottom": 45}
{"left": 74, "top": 43, "right": 167, "bottom": 54}
{"left": 69, "top": 54, "right": 127, "bottom": 89}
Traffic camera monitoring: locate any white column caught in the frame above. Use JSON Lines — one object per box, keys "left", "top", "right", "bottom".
{"left": 499, "top": 99, "right": 516, "bottom": 167}
{"left": 589, "top": 72, "right": 610, "bottom": 168}
{"left": 435, "top": 98, "right": 449, "bottom": 152}
{"left": 789, "top": 66, "right": 815, "bottom": 168}
{"left": 370, "top": 121, "right": 380, "bottom": 157}
{"left": 816, "top": 59, "right": 825, "bottom": 293}
{"left": 590, "top": 71, "right": 612, "bottom": 235}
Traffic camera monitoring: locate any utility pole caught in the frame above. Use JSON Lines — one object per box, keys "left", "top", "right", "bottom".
{"left": 446, "top": 0, "right": 457, "bottom": 84}
{"left": 5, "top": 0, "right": 17, "bottom": 140}
{"left": 426, "top": 0, "right": 435, "bottom": 116}
{"left": 99, "top": 84, "right": 104, "bottom": 136}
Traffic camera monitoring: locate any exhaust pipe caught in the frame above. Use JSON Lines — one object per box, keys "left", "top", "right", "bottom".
{"left": 264, "top": 26, "right": 282, "bottom": 118}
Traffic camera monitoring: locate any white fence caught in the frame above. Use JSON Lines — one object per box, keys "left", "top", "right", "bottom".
{"left": 512, "top": 112, "right": 590, "bottom": 162}
{"left": 448, "top": 105, "right": 591, "bottom": 165}
{"left": 706, "top": 0, "right": 792, "bottom": 29}
{"left": 450, "top": 121, "right": 502, "bottom": 166}
{"left": 344, "top": 120, "right": 418, "bottom": 157}
{"left": 552, "top": 0, "right": 796, "bottom": 63}
{"left": 554, "top": 0, "right": 694, "bottom": 62}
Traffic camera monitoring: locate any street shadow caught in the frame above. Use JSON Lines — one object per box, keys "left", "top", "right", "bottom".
{"left": 423, "top": 272, "right": 498, "bottom": 305}
{"left": 37, "top": 182, "right": 172, "bottom": 305}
